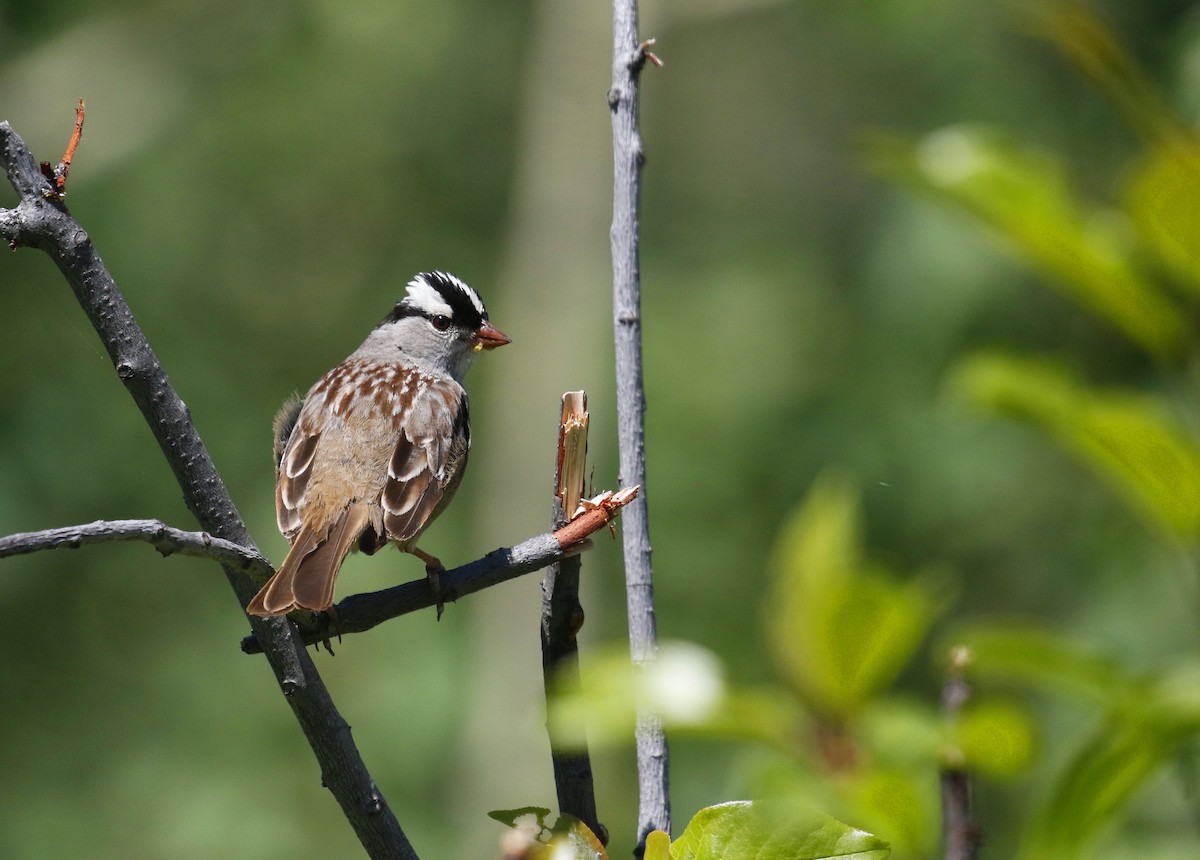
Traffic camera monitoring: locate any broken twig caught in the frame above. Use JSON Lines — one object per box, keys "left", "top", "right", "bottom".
{"left": 38, "top": 98, "right": 84, "bottom": 198}
{"left": 542, "top": 391, "right": 602, "bottom": 840}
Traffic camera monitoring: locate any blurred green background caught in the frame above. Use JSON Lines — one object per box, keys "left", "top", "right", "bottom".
{"left": 3, "top": 0, "right": 1200, "bottom": 857}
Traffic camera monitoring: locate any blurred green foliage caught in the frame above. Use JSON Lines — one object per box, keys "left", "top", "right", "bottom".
{"left": 6, "top": 0, "right": 1200, "bottom": 858}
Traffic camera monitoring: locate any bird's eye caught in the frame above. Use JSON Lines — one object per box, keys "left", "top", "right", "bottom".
{"left": 430, "top": 315, "right": 452, "bottom": 332}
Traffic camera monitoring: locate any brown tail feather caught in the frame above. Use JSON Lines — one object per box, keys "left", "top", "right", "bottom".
{"left": 246, "top": 503, "right": 371, "bottom": 616}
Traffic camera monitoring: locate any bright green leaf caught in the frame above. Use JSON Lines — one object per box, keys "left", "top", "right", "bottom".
{"left": 766, "top": 476, "right": 945, "bottom": 716}
{"left": 948, "top": 624, "right": 1134, "bottom": 704}
{"left": 1021, "top": 717, "right": 1170, "bottom": 860}
{"left": 671, "top": 801, "right": 890, "bottom": 860}
{"left": 645, "top": 830, "right": 672, "bottom": 860}
{"left": 858, "top": 698, "right": 943, "bottom": 770}
{"left": 948, "top": 699, "right": 1036, "bottom": 778}
{"left": 1125, "top": 142, "right": 1200, "bottom": 293}
{"left": 869, "top": 125, "right": 1186, "bottom": 355}
{"left": 842, "top": 769, "right": 937, "bottom": 859}
{"left": 950, "top": 352, "right": 1200, "bottom": 536}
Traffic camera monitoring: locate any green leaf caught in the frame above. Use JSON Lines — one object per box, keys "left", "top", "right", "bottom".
{"left": 949, "top": 624, "right": 1134, "bottom": 704}
{"left": 488, "top": 810, "right": 608, "bottom": 860}
{"left": 548, "top": 815, "right": 608, "bottom": 860}
{"left": 869, "top": 126, "right": 1186, "bottom": 355}
{"left": 1125, "top": 142, "right": 1200, "bottom": 293}
{"left": 487, "top": 807, "right": 553, "bottom": 830}
{"left": 841, "top": 769, "right": 937, "bottom": 859}
{"left": 645, "top": 831, "right": 672, "bottom": 860}
{"left": 1017, "top": 672, "right": 1200, "bottom": 860}
{"left": 671, "top": 801, "right": 890, "bottom": 860}
{"left": 948, "top": 699, "right": 1036, "bottom": 778}
{"left": 950, "top": 352, "right": 1200, "bottom": 536}
{"left": 1021, "top": 717, "right": 1168, "bottom": 860}
{"left": 766, "top": 476, "right": 945, "bottom": 716}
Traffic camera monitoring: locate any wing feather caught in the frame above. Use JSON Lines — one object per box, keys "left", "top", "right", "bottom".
{"left": 382, "top": 380, "right": 470, "bottom": 543}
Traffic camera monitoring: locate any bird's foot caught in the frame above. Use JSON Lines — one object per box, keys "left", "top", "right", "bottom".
{"left": 408, "top": 546, "right": 448, "bottom": 620}
{"left": 313, "top": 605, "right": 342, "bottom": 654}
{"left": 425, "top": 564, "right": 448, "bottom": 621}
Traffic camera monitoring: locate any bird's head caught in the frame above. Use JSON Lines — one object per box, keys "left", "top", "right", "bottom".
{"left": 361, "top": 272, "right": 510, "bottom": 379}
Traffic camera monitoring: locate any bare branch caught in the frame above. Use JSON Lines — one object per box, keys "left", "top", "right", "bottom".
{"left": 541, "top": 393, "right": 602, "bottom": 840}
{"left": 610, "top": 0, "right": 671, "bottom": 849}
{"left": 242, "top": 487, "right": 638, "bottom": 654}
{"left": 0, "top": 518, "right": 272, "bottom": 574}
{"left": 0, "top": 116, "right": 419, "bottom": 860}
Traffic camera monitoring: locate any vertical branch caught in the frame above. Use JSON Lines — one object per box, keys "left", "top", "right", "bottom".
{"left": 540, "top": 392, "right": 602, "bottom": 839}
{"left": 609, "top": 1, "right": 671, "bottom": 850}
{"left": 941, "top": 646, "right": 980, "bottom": 860}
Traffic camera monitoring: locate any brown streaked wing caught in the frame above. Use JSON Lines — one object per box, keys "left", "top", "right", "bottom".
{"left": 276, "top": 422, "right": 320, "bottom": 537}
{"left": 382, "top": 379, "right": 467, "bottom": 543}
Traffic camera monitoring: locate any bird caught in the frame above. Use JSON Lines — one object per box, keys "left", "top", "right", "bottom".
{"left": 246, "top": 271, "right": 510, "bottom": 617}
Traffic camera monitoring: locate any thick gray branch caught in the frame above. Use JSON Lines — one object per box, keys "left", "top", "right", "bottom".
{"left": 0, "top": 518, "right": 272, "bottom": 574}
{"left": 0, "top": 119, "right": 418, "bottom": 860}
{"left": 610, "top": 2, "right": 671, "bottom": 851}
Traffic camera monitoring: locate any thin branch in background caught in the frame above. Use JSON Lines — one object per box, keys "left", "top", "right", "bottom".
{"left": 540, "top": 392, "right": 603, "bottom": 840}
{"left": 941, "top": 646, "right": 981, "bottom": 860}
{"left": 0, "top": 116, "right": 419, "bottom": 860}
{"left": 0, "top": 518, "right": 273, "bottom": 574}
{"left": 609, "top": 0, "right": 671, "bottom": 850}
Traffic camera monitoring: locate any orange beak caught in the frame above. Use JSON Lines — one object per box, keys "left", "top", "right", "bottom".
{"left": 473, "top": 322, "right": 511, "bottom": 351}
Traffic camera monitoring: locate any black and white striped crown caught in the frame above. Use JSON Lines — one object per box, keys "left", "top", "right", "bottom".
{"left": 385, "top": 271, "right": 488, "bottom": 330}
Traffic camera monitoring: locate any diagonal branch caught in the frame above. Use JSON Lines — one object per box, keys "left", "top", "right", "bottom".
{"left": 0, "top": 518, "right": 273, "bottom": 573}
{"left": 242, "top": 488, "right": 637, "bottom": 653}
{"left": 0, "top": 116, "right": 418, "bottom": 860}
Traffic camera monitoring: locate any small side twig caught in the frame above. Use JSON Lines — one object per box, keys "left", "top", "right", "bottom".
{"left": 0, "top": 518, "right": 273, "bottom": 574}
{"left": 541, "top": 392, "right": 602, "bottom": 840}
{"left": 38, "top": 98, "right": 84, "bottom": 199}
{"left": 941, "top": 646, "right": 980, "bottom": 860}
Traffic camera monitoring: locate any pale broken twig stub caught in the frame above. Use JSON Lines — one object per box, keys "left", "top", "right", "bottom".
{"left": 542, "top": 391, "right": 602, "bottom": 840}
{"left": 557, "top": 391, "right": 590, "bottom": 519}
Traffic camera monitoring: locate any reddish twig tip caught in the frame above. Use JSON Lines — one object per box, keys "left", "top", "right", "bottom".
{"left": 42, "top": 98, "right": 85, "bottom": 199}
{"left": 639, "top": 38, "right": 664, "bottom": 69}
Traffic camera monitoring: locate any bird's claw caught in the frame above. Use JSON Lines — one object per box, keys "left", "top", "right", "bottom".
{"left": 426, "top": 564, "right": 447, "bottom": 621}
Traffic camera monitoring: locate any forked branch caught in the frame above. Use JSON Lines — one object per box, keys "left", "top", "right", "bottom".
{"left": 0, "top": 112, "right": 419, "bottom": 860}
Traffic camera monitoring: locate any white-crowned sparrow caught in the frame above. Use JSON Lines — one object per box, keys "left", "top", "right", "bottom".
{"left": 246, "top": 272, "right": 510, "bottom": 616}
